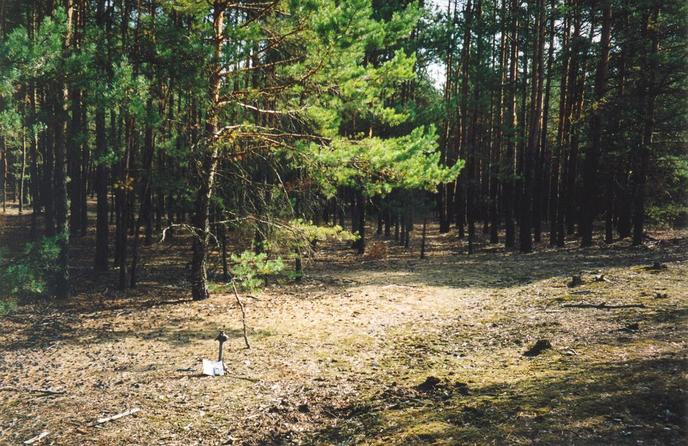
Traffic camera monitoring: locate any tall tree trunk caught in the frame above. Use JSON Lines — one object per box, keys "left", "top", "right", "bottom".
{"left": 190, "top": 1, "right": 225, "bottom": 301}
{"left": 438, "top": 0, "right": 455, "bottom": 234}
{"left": 384, "top": 205, "right": 391, "bottom": 237}
{"left": 455, "top": 0, "right": 473, "bottom": 239}
{"left": 51, "top": 84, "right": 70, "bottom": 298}
{"left": 68, "top": 87, "right": 82, "bottom": 236}
{"left": 549, "top": 8, "right": 569, "bottom": 246}
{"left": 515, "top": 3, "right": 529, "bottom": 234}
{"left": 48, "top": 0, "right": 74, "bottom": 299}
{"left": 43, "top": 88, "right": 56, "bottom": 235}
{"left": 632, "top": 4, "right": 659, "bottom": 246}
{"left": 130, "top": 100, "right": 156, "bottom": 288}
{"left": 68, "top": 0, "right": 82, "bottom": 236}
{"left": 420, "top": 217, "right": 427, "bottom": 258}
{"left": 116, "top": 114, "right": 132, "bottom": 290}
{"left": 19, "top": 128, "right": 27, "bottom": 213}
{"left": 130, "top": 0, "right": 159, "bottom": 286}
{"left": 29, "top": 82, "right": 41, "bottom": 238}
{"left": 534, "top": 0, "right": 555, "bottom": 243}
{"left": 94, "top": 105, "right": 109, "bottom": 270}
{"left": 490, "top": 0, "right": 508, "bottom": 244}
{"left": 79, "top": 90, "right": 88, "bottom": 236}
{"left": 94, "top": 0, "right": 109, "bottom": 270}
{"left": 467, "top": 0, "right": 480, "bottom": 254}
{"left": 607, "top": 12, "right": 628, "bottom": 242}
{"left": 580, "top": 1, "right": 611, "bottom": 247}
{"left": 556, "top": 0, "right": 581, "bottom": 247}
{"left": 566, "top": 15, "right": 594, "bottom": 237}
{"left": 1, "top": 137, "right": 6, "bottom": 214}
{"left": 503, "top": 0, "right": 518, "bottom": 249}
{"left": 355, "top": 189, "right": 366, "bottom": 254}
{"left": 520, "top": 0, "right": 545, "bottom": 253}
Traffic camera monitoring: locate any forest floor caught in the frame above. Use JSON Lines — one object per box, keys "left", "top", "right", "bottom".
{"left": 1, "top": 207, "right": 687, "bottom": 445}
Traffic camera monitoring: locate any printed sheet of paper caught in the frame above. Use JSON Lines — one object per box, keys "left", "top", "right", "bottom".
{"left": 202, "top": 359, "right": 225, "bottom": 376}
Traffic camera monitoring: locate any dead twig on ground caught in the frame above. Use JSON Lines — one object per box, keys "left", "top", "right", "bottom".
{"left": 23, "top": 431, "right": 48, "bottom": 444}
{"left": 562, "top": 302, "right": 646, "bottom": 310}
{"left": 88, "top": 408, "right": 141, "bottom": 426}
{"left": 0, "top": 386, "right": 65, "bottom": 396}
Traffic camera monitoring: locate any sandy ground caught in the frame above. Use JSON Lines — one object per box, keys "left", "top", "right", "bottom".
{"left": 1, "top": 209, "right": 686, "bottom": 445}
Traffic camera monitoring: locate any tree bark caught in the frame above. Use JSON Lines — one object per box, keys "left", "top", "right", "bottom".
{"left": 1, "top": 137, "right": 6, "bottom": 214}
{"left": 533, "top": 0, "right": 555, "bottom": 243}
{"left": 632, "top": 3, "right": 659, "bottom": 246}
{"left": 438, "top": 0, "right": 455, "bottom": 234}
{"left": 190, "top": 1, "right": 225, "bottom": 301}
{"left": 503, "top": 0, "right": 518, "bottom": 249}
{"left": 51, "top": 83, "right": 70, "bottom": 298}
{"left": 580, "top": 1, "right": 611, "bottom": 247}
{"left": 40, "top": 90, "right": 56, "bottom": 235}
{"left": 556, "top": 0, "right": 581, "bottom": 247}
{"left": 490, "top": 0, "right": 508, "bottom": 244}
{"left": 94, "top": 0, "right": 109, "bottom": 271}
{"left": 29, "top": 82, "right": 41, "bottom": 238}
{"left": 68, "top": 0, "right": 83, "bottom": 236}
{"left": 467, "top": 0, "right": 481, "bottom": 254}
{"left": 520, "top": 0, "right": 545, "bottom": 253}
{"left": 18, "top": 127, "right": 27, "bottom": 214}
{"left": 355, "top": 189, "right": 366, "bottom": 254}
{"left": 47, "top": 0, "right": 74, "bottom": 299}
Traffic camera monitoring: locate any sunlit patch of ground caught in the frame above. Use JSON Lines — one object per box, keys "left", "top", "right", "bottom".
{"left": 0, "top": 212, "right": 686, "bottom": 445}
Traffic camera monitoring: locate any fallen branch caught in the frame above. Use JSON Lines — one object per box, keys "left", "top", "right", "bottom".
{"left": 562, "top": 302, "right": 646, "bottom": 310}
{"left": 0, "top": 386, "right": 65, "bottom": 395}
{"left": 24, "top": 431, "right": 48, "bottom": 444}
{"left": 89, "top": 408, "right": 141, "bottom": 426}
{"left": 231, "top": 280, "right": 251, "bottom": 349}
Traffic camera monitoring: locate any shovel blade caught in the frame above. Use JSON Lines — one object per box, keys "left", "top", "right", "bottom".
{"left": 202, "top": 359, "right": 225, "bottom": 376}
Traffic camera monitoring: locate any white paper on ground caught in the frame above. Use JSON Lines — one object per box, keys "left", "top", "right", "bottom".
{"left": 202, "top": 359, "right": 225, "bottom": 376}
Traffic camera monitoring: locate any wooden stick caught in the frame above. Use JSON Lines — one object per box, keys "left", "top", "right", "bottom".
{"left": 24, "top": 431, "right": 48, "bottom": 444}
{"left": 231, "top": 280, "right": 251, "bottom": 349}
{"left": 90, "top": 408, "right": 141, "bottom": 426}
{"left": 562, "top": 302, "right": 646, "bottom": 310}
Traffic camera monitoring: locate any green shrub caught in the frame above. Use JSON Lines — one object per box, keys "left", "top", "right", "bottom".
{"left": 230, "top": 251, "right": 285, "bottom": 292}
{"left": 0, "top": 298, "right": 16, "bottom": 316}
{"left": 647, "top": 204, "right": 688, "bottom": 228}
{"left": 0, "top": 236, "right": 61, "bottom": 301}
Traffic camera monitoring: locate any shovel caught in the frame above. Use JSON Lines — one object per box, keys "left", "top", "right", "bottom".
{"left": 202, "top": 331, "right": 228, "bottom": 376}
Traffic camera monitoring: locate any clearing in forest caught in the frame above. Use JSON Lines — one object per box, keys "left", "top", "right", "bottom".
{"left": 1, "top": 216, "right": 686, "bottom": 445}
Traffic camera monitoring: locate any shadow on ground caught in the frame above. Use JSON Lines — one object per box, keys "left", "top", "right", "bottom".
{"left": 300, "top": 355, "right": 687, "bottom": 445}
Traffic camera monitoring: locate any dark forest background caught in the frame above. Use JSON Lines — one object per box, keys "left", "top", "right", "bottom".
{"left": 0, "top": 0, "right": 686, "bottom": 300}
